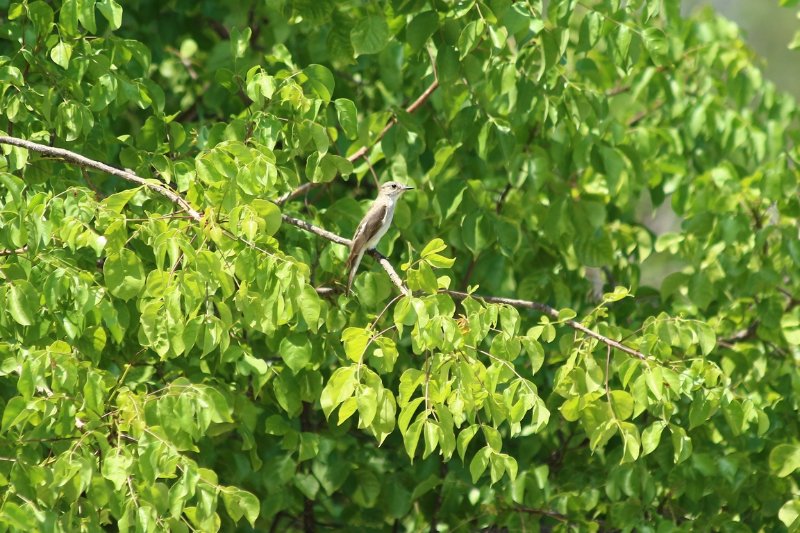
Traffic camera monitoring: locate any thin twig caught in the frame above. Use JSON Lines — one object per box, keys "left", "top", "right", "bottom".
{"left": 364, "top": 155, "right": 381, "bottom": 188}
{"left": 81, "top": 168, "right": 104, "bottom": 198}
{"left": 0, "top": 136, "right": 202, "bottom": 221}
{"left": 511, "top": 505, "right": 569, "bottom": 523}
{"left": 347, "top": 78, "right": 440, "bottom": 163}
{"left": 276, "top": 78, "right": 439, "bottom": 205}
{"left": 446, "top": 290, "right": 647, "bottom": 361}
{"left": 495, "top": 184, "right": 512, "bottom": 213}
{"left": 0, "top": 246, "right": 28, "bottom": 256}
{"left": 459, "top": 256, "right": 477, "bottom": 290}
{"left": 628, "top": 99, "right": 664, "bottom": 127}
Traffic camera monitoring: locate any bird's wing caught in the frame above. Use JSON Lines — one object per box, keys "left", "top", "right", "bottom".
{"left": 347, "top": 203, "right": 388, "bottom": 266}
{"left": 346, "top": 203, "right": 388, "bottom": 292}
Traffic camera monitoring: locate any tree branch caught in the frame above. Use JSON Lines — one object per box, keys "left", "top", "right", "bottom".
{"left": 510, "top": 505, "right": 569, "bottom": 523}
{"left": 276, "top": 78, "right": 439, "bottom": 206}
{"left": 278, "top": 213, "right": 646, "bottom": 359}
{"left": 0, "top": 246, "right": 28, "bottom": 256}
{"left": 345, "top": 78, "right": 440, "bottom": 163}
{"left": 281, "top": 214, "right": 350, "bottom": 247}
{"left": 0, "top": 136, "right": 202, "bottom": 221}
{"left": 445, "top": 290, "right": 648, "bottom": 361}
{"left": 281, "top": 214, "right": 409, "bottom": 295}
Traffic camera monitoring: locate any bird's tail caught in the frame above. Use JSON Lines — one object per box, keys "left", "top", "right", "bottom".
{"left": 345, "top": 248, "right": 364, "bottom": 295}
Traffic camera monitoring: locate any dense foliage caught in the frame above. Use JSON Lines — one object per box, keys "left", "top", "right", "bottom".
{"left": 1, "top": 0, "right": 799, "bottom": 530}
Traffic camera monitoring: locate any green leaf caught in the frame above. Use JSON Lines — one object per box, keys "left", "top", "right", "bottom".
{"left": 341, "top": 327, "right": 370, "bottom": 362}
{"left": 77, "top": 0, "right": 97, "bottom": 33}
{"left": 769, "top": 444, "right": 800, "bottom": 477}
{"left": 303, "top": 64, "right": 335, "bottom": 102}
{"left": 779, "top": 499, "right": 800, "bottom": 529}
{"left": 320, "top": 366, "right": 357, "bottom": 419}
{"left": 456, "top": 424, "right": 480, "bottom": 461}
{"left": 406, "top": 11, "right": 439, "bottom": 51}
{"left": 0, "top": 65, "right": 24, "bottom": 86}
{"left": 609, "top": 390, "right": 634, "bottom": 420}
{"left": 102, "top": 187, "right": 142, "bottom": 214}
{"left": 404, "top": 416, "right": 425, "bottom": 460}
{"left": 2, "top": 397, "right": 29, "bottom": 432}
{"left": 7, "top": 281, "right": 38, "bottom": 326}
{"left": 104, "top": 249, "right": 146, "bottom": 301}
{"left": 357, "top": 386, "right": 378, "bottom": 427}
{"left": 641, "top": 421, "right": 666, "bottom": 456}
{"left": 781, "top": 313, "right": 800, "bottom": 346}
{"left": 59, "top": 0, "right": 79, "bottom": 36}
{"left": 101, "top": 452, "right": 133, "bottom": 491}
{"left": 97, "top": 0, "right": 123, "bottom": 29}
{"left": 462, "top": 212, "right": 491, "bottom": 255}
{"left": 221, "top": 487, "right": 260, "bottom": 527}
{"left": 314, "top": 154, "right": 353, "bottom": 183}
{"left": 279, "top": 334, "right": 313, "bottom": 373}
{"left": 619, "top": 422, "right": 640, "bottom": 463}
{"left": 469, "top": 446, "right": 492, "bottom": 483}
{"left": 251, "top": 199, "right": 282, "bottom": 236}
{"left": 670, "top": 425, "right": 692, "bottom": 464}
{"left": 337, "top": 397, "right": 358, "bottom": 425}
{"left": 429, "top": 143, "right": 460, "bottom": 178}
{"left": 335, "top": 98, "right": 358, "bottom": 140}
{"left": 294, "top": 472, "right": 320, "bottom": 500}
{"left": 230, "top": 27, "right": 252, "bottom": 59}
{"left": 421, "top": 238, "right": 447, "bottom": 258}
{"left": 458, "top": 19, "right": 485, "bottom": 59}
{"left": 351, "top": 15, "right": 390, "bottom": 56}
{"left": 642, "top": 27, "right": 668, "bottom": 65}
{"left": 28, "top": 1, "right": 55, "bottom": 38}
{"left": 50, "top": 41, "right": 73, "bottom": 70}
{"left": 398, "top": 397, "right": 424, "bottom": 434}
{"left": 790, "top": 29, "right": 800, "bottom": 50}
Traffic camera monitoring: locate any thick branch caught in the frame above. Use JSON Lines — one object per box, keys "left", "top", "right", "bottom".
{"left": 0, "top": 136, "right": 202, "bottom": 221}
{"left": 276, "top": 78, "right": 439, "bottom": 205}
{"left": 445, "top": 290, "right": 647, "bottom": 361}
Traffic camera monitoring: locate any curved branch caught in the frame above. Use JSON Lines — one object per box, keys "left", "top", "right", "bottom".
{"left": 0, "top": 136, "right": 202, "bottom": 221}
{"left": 445, "top": 290, "right": 647, "bottom": 361}
{"left": 276, "top": 78, "right": 439, "bottom": 206}
{"left": 345, "top": 78, "right": 440, "bottom": 164}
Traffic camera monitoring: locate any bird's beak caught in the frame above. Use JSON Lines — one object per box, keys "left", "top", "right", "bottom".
{"left": 403, "top": 185, "right": 414, "bottom": 191}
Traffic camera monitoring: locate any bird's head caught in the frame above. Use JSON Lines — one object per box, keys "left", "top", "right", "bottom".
{"left": 380, "top": 181, "right": 414, "bottom": 199}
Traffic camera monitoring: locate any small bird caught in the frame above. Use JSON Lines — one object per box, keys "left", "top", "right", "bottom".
{"left": 345, "top": 181, "right": 413, "bottom": 294}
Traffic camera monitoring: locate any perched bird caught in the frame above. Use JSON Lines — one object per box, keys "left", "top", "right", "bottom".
{"left": 345, "top": 181, "right": 413, "bottom": 294}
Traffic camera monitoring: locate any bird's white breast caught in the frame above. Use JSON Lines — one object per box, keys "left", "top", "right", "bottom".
{"left": 365, "top": 200, "right": 396, "bottom": 249}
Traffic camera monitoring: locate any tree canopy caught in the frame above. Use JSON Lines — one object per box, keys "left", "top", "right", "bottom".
{"left": 1, "top": 0, "right": 799, "bottom": 531}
